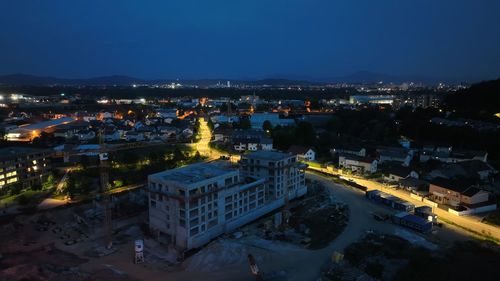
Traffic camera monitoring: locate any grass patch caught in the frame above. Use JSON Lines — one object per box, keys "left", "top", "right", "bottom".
{"left": 0, "top": 190, "right": 47, "bottom": 207}
{"left": 304, "top": 161, "right": 322, "bottom": 169}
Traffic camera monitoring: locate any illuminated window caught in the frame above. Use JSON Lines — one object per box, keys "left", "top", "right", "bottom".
{"left": 7, "top": 178, "right": 17, "bottom": 184}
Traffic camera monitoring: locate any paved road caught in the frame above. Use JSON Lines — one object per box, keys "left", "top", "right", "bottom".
{"left": 351, "top": 176, "right": 500, "bottom": 241}
{"left": 309, "top": 167, "right": 500, "bottom": 241}
{"left": 190, "top": 117, "right": 223, "bottom": 160}
{"left": 276, "top": 172, "right": 400, "bottom": 281}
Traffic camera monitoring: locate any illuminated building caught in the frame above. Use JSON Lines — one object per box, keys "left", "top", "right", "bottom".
{"left": 148, "top": 151, "right": 306, "bottom": 250}
{"left": 5, "top": 117, "right": 75, "bottom": 142}
{"left": 0, "top": 147, "right": 51, "bottom": 190}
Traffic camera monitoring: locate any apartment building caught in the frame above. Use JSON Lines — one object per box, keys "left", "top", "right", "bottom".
{"left": 239, "top": 151, "right": 307, "bottom": 200}
{"left": 0, "top": 147, "right": 51, "bottom": 190}
{"left": 148, "top": 151, "right": 307, "bottom": 251}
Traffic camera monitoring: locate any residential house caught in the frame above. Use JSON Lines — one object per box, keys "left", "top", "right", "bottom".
{"left": 377, "top": 147, "right": 413, "bottom": 167}
{"left": 231, "top": 129, "right": 272, "bottom": 152}
{"left": 53, "top": 127, "right": 75, "bottom": 139}
{"left": 77, "top": 130, "right": 96, "bottom": 141}
{"left": 429, "top": 177, "right": 489, "bottom": 206}
{"left": 104, "top": 127, "right": 121, "bottom": 142}
{"left": 125, "top": 131, "right": 145, "bottom": 142}
{"left": 339, "top": 154, "right": 378, "bottom": 174}
{"left": 212, "top": 127, "right": 233, "bottom": 142}
{"left": 420, "top": 145, "right": 487, "bottom": 163}
{"left": 383, "top": 166, "right": 419, "bottom": 182}
{"left": 427, "top": 160, "right": 496, "bottom": 182}
{"left": 455, "top": 160, "right": 497, "bottom": 181}
{"left": 137, "top": 126, "right": 155, "bottom": 140}
{"left": 330, "top": 145, "right": 366, "bottom": 157}
{"left": 157, "top": 126, "right": 179, "bottom": 140}
{"left": 399, "top": 177, "right": 429, "bottom": 195}
{"left": 182, "top": 128, "right": 194, "bottom": 138}
{"left": 288, "top": 145, "right": 316, "bottom": 161}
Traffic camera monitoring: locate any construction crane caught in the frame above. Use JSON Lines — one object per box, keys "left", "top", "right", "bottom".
{"left": 99, "top": 128, "right": 113, "bottom": 249}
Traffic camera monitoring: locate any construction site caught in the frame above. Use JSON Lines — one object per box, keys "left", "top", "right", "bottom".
{"left": 0, "top": 166, "right": 349, "bottom": 281}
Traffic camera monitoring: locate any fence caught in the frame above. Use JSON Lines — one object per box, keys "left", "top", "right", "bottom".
{"left": 448, "top": 204, "right": 497, "bottom": 216}
{"left": 423, "top": 198, "right": 438, "bottom": 207}
{"left": 410, "top": 193, "right": 423, "bottom": 201}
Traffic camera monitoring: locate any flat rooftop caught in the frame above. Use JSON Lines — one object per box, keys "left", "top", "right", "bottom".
{"left": 17, "top": 117, "right": 75, "bottom": 131}
{"left": 0, "top": 146, "right": 49, "bottom": 161}
{"left": 149, "top": 161, "right": 236, "bottom": 185}
{"left": 242, "top": 150, "right": 293, "bottom": 161}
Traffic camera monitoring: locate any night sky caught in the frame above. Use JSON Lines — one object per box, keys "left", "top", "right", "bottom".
{"left": 1, "top": 0, "right": 499, "bottom": 81}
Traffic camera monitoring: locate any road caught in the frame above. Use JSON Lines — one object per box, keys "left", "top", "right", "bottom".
{"left": 310, "top": 167, "right": 500, "bottom": 241}
{"left": 191, "top": 117, "right": 223, "bottom": 160}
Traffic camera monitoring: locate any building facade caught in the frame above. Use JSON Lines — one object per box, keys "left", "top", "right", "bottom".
{"left": 148, "top": 152, "right": 307, "bottom": 251}
{"left": 0, "top": 147, "right": 51, "bottom": 190}
{"left": 239, "top": 151, "right": 307, "bottom": 200}
{"left": 339, "top": 154, "right": 378, "bottom": 174}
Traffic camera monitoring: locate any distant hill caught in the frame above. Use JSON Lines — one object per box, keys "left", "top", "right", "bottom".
{"left": 0, "top": 74, "right": 148, "bottom": 86}
{"left": 0, "top": 74, "right": 320, "bottom": 87}
{"left": 0, "top": 72, "right": 486, "bottom": 86}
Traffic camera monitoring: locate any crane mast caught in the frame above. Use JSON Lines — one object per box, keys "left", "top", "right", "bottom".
{"left": 99, "top": 128, "right": 113, "bottom": 249}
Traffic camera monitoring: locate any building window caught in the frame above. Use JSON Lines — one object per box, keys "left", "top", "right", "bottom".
{"left": 190, "top": 227, "right": 199, "bottom": 236}
{"left": 190, "top": 218, "right": 199, "bottom": 226}
{"left": 189, "top": 209, "right": 198, "bottom": 217}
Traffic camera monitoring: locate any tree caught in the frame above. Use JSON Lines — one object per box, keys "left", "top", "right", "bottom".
{"left": 148, "top": 151, "right": 161, "bottom": 164}
{"left": 207, "top": 117, "right": 214, "bottom": 130}
{"left": 173, "top": 147, "right": 187, "bottom": 162}
{"left": 295, "top": 121, "right": 316, "bottom": 146}
{"left": 9, "top": 183, "right": 23, "bottom": 196}
{"left": 80, "top": 155, "right": 90, "bottom": 169}
{"left": 193, "top": 151, "right": 202, "bottom": 160}
{"left": 42, "top": 173, "right": 56, "bottom": 189}
{"left": 262, "top": 120, "right": 273, "bottom": 134}
{"left": 234, "top": 116, "right": 251, "bottom": 129}
{"left": 121, "top": 152, "right": 140, "bottom": 165}
{"left": 66, "top": 175, "right": 77, "bottom": 200}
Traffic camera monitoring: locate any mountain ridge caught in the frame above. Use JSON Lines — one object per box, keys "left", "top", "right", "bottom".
{"left": 0, "top": 72, "right": 486, "bottom": 86}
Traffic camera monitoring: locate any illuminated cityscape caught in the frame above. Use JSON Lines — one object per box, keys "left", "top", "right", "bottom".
{"left": 0, "top": 1, "right": 499, "bottom": 281}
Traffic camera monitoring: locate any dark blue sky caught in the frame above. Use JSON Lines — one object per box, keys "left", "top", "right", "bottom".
{"left": 1, "top": 0, "right": 499, "bottom": 81}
